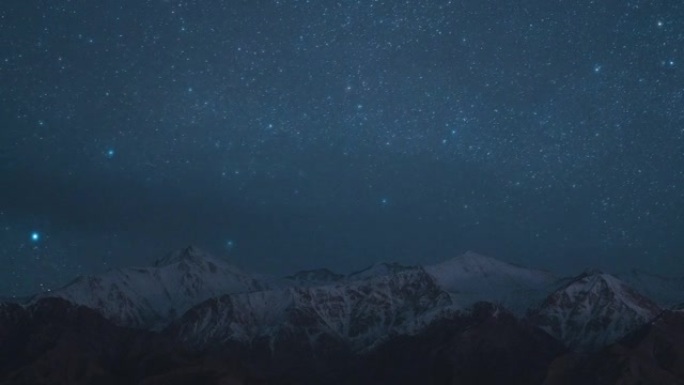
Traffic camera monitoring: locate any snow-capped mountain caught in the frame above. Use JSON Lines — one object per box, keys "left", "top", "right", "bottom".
{"left": 531, "top": 270, "right": 662, "bottom": 351}
{"left": 4, "top": 247, "right": 684, "bottom": 384}
{"left": 21, "top": 247, "right": 680, "bottom": 357}
{"left": 424, "top": 251, "right": 559, "bottom": 314}
{"left": 169, "top": 253, "right": 562, "bottom": 352}
{"left": 171, "top": 267, "right": 458, "bottom": 353}
{"left": 31, "top": 246, "right": 268, "bottom": 329}
{"left": 619, "top": 269, "right": 684, "bottom": 308}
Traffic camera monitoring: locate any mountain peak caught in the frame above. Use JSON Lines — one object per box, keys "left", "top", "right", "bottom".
{"left": 37, "top": 245, "right": 263, "bottom": 329}
{"left": 567, "top": 270, "right": 632, "bottom": 294}
{"left": 456, "top": 250, "right": 505, "bottom": 265}
{"left": 533, "top": 270, "right": 661, "bottom": 351}
{"left": 430, "top": 251, "right": 549, "bottom": 277}
{"left": 425, "top": 251, "right": 558, "bottom": 315}
{"left": 153, "top": 246, "right": 211, "bottom": 267}
{"left": 556, "top": 272, "right": 642, "bottom": 305}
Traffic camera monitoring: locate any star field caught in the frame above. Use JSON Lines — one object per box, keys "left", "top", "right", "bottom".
{"left": 1, "top": 1, "right": 683, "bottom": 296}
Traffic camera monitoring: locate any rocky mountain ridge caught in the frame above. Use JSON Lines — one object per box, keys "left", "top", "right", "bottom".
{"left": 2, "top": 246, "right": 682, "bottom": 384}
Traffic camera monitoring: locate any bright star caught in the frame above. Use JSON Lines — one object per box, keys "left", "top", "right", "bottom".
{"left": 106, "top": 149, "right": 115, "bottom": 158}
{"left": 30, "top": 232, "right": 40, "bottom": 242}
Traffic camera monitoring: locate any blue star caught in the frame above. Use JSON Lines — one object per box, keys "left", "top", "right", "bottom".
{"left": 106, "top": 149, "right": 115, "bottom": 158}
{"left": 30, "top": 232, "right": 40, "bottom": 242}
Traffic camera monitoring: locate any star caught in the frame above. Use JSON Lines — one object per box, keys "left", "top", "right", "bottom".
{"left": 1, "top": 0, "right": 683, "bottom": 296}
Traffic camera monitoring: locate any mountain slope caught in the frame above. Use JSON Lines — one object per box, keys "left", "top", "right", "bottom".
{"left": 425, "top": 251, "right": 559, "bottom": 314}
{"left": 545, "top": 310, "right": 684, "bottom": 385}
{"left": 32, "top": 246, "right": 267, "bottom": 329}
{"left": 347, "top": 262, "right": 418, "bottom": 281}
{"left": 0, "top": 298, "right": 254, "bottom": 385}
{"left": 3, "top": 248, "right": 684, "bottom": 384}
{"left": 170, "top": 267, "right": 458, "bottom": 354}
{"left": 531, "top": 271, "right": 661, "bottom": 351}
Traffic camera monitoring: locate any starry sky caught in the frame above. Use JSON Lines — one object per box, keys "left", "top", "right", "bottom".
{"left": 2, "top": 0, "right": 683, "bottom": 296}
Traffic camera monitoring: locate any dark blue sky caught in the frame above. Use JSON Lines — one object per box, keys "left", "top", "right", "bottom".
{"left": 2, "top": 0, "right": 683, "bottom": 296}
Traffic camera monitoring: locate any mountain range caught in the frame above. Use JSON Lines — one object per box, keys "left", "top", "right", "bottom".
{"left": 1, "top": 246, "right": 682, "bottom": 384}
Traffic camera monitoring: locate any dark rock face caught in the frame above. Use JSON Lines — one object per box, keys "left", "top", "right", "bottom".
{"left": 2, "top": 297, "right": 682, "bottom": 385}
{"left": 352, "top": 303, "right": 566, "bottom": 385}
{"left": 0, "top": 299, "right": 568, "bottom": 385}
{"left": 0, "top": 299, "right": 252, "bottom": 385}
{"left": 544, "top": 310, "right": 684, "bottom": 385}
{"left": 444, "top": 303, "right": 566, "bottom": 385}
{"left": 224, "top": 303, "right": 566, "bottom": 385}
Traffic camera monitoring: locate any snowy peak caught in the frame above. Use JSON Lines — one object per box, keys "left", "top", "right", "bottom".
{"left": 532, "top": 271, "right": 661, "bottom": 351}
{"left": 151, "top": 245, "right": 248, "bottom": 277}
{"left": 446, "top": 250, "right": 506, "bottom": 269}
{"left": 429, "top": 251, "right": 552, "bottom": 278}
{"left": 425, "top": 251, "right": 558, "bottom": 314}
{"left": 33, "top": 246, "right": 266, "bottom": 329}
{"left": 347, "top": 261, "right": 417, "bottom": 281}
{"left": 561, "top": 271, "right": 659, "bottom": 313}
{"left": 154, "top": 245, "right": 212, "bottom": 267}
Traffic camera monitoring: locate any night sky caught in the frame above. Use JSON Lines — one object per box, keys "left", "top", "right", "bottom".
{"left": 2, "top": 1, "right": 683, "bottom": 296}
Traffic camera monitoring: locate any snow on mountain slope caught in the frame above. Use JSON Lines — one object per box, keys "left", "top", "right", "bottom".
{"left": 424, "top": 251, "right": 558, "bottom": 314}
{"left": 619, "top": 270, "right": 684, "bottom": 308}
{"left": 171, "top": 267, "right": 458, "bottom": 352}
{"left": 31, "top": 246, "right": 267, "bottom": 329}
{"left": 532, "top": 271, "right": 661, "bottom": 351}
{"left": 347, "top": 262, "right": 418, "bottom": 281}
